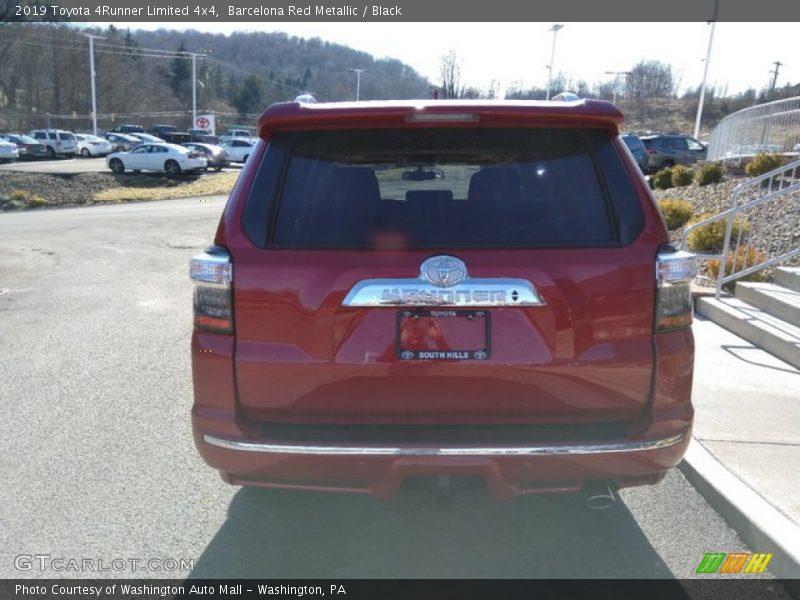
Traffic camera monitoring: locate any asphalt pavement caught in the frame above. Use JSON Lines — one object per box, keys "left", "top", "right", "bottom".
{"left": 0, "top": 198, "right": 790, "bottom": 588}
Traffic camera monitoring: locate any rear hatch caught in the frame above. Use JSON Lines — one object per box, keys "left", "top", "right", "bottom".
{"left": 230, "top": 106, "right": 659, "bottom": 426}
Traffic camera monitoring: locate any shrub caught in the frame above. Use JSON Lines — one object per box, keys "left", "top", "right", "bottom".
{"left": 658, "top": 199, "right": 694, "bottom": 230}
{"left": 695, "top": 162, "right": 724, "bottom": 186}
{"left": 707, "top": 246, "right": 767, "bottom": 282}
{"left": 26, "top": 194, "right": 49, "bottom": 207}
{"left": 745, "top": 153, "right": 784, "bottom": 177}
{"left": 686, "top": 213, "right": 749, "bottom": 253}
{"left": 653, "top": 168, "right": 674, "bottom": 190}
{"left": 7, "top": 189, "right": 48, "bottom": 207}
{"left": 671, "top": 164, "right": 694, "bottom": 187}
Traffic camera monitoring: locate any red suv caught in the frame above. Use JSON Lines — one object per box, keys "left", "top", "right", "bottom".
{"left": 190, "top": 99, "right": 696, "bottom": 504}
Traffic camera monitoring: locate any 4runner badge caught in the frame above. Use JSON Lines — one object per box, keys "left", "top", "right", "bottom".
{"left": 341, "top": 256, "right": 546, "bottom": 307}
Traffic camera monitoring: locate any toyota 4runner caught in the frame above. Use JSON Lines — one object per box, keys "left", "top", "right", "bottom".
{"left": 190, "top": 99, "right": 696, "bottom": 501}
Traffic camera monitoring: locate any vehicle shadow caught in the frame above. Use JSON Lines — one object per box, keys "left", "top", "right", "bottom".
{"left": 189, "top": 485, "right": 675, "bottom": 579}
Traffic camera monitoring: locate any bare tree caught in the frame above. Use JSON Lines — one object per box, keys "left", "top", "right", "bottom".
{"left": 439, "top": 50, "right": 462, "bottom": 99}
{"left": 625, "top": 60, "right": 676, "bottom": 102}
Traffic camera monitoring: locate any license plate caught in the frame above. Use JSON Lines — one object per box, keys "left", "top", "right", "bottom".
{"left": 396, "top": 309, "right": 490, "bottom": 361}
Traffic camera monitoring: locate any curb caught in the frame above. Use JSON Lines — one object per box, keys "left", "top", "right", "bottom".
{"left": 679, "top": 438, "right": 800, "bottom": 586}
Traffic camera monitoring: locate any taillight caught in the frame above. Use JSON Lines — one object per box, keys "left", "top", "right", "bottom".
{"left": 655, "top": 250, "right": 696, "bottom": 332}
{"left": 190, "top": 246, "right": 233, "bottom": 333}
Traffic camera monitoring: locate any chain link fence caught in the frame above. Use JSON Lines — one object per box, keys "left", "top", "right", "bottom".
{"left": 707, "top": 96, "right": 800, "bottom": 161}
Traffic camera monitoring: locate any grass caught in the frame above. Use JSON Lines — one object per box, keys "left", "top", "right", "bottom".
{"left": 92, "top": 172, "right": 239, "bottom": 203}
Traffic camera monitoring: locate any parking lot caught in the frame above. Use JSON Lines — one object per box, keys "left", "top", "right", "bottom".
{"left": 0, "top": 156, "right": 242, "bottom": 175}
{"left": 0, "top": 197, "right": 789, "bottom": 588}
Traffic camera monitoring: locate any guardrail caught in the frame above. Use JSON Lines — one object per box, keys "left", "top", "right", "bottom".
{"left": 707, "top": 96, "right": 800, "bottom": 161}
{"left": 680, "top": 159, "right": 800, "bottom": 297}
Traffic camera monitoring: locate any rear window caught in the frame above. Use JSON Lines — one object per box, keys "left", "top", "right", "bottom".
{"left": 622, "top": 135, "right": 645, "bottom": 152}
{"left": 58, "top": 133, "right": 74, "bottom": 141}
{"left": 244, "top": 127, "right": 644, "bottom": 249}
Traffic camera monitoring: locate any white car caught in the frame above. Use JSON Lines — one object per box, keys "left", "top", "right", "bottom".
{"left": 0, "top": 139, "right": 19, "bottom": 162}
{"left": 221, "top": 139, "right": 256, "bottom": 163}
{"left": 106, "top": 143, "right": 207, "bottom": 175}
{"left": 219, "top": 128, "right": 253, "bottom": 145}
{"left": 75, "top": 134, "right": 113, "bottom": 157}
{"left": 29, "top": 129, "right": 78, "bottom": 158}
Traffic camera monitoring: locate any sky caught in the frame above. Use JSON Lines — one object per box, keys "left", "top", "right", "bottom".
{"left": 95, "top": 22, "right": 799, "bottom": 97}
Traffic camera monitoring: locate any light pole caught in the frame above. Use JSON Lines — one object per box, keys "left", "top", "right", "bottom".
{"left": 191, "top": 53, "right": 199, "bottom": 125}
{"left": 604, "top": 71, "right": 631, "bottom": 105}
{"left": 545, "top": 24, "right": 564, "bottom": 101}
{"left": 81, "top": 32, "right": 106, "bottom": 135}
{"left": 693, "top": 0, "right": 720, "bottom": 139}
{"left": 347, "top": 68, "right": 368, "bottom": 101}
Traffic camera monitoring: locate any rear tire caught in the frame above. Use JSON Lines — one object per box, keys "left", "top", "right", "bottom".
{"left": 114, "top": 146, "right": 125, "bottom": 153}
{"left": 109, "top": 158, "right": 124, "bottom": 174}
{"left": 81, "top": 148, "right": 91, "bottom": 158}
{"left": 164, "top": 160, "right": 180, "bottom": 176}
{"left": 46, "top": 147, "right": 55, "bottom": 159}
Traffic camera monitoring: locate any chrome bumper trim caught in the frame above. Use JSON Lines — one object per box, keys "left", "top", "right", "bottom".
{"left": 203, "top": 433, "right": 685, "bottom": 457}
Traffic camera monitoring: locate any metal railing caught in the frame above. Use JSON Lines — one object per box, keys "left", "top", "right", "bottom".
{"left": 681, "top": 159, "right": 800, "bottom": 297}
{"left": 707, "top": 96, "right": 800, "bottom": 161}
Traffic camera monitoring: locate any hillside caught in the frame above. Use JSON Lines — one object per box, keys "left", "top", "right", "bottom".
{"left": 0, "top": 23, "right": 432, "bottom": 132}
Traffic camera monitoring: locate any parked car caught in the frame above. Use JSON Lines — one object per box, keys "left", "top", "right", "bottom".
{"left": 128, "top": 132, "right": 165, "bottom": 144}
{"left": 183, "top": 142, "right": 229, "bottom": 171}
{"left": 106, "top": 142, "right": 207, "bottom": 175}
{"left": 189, "top": 99, "right": 697, "bottom": 504}
{"left": 75, "top": 134, "right": 113, "bottom": 157}
{"left": 219, "top": 128, "right": 253, "bottom": 144}
{"left": 104, "top": 133, "right": 142, "bottom": 153}
{"left": 148, "top": 124, "right": 178, "bottom": 138}
{"left": 220, "top": 138, "right": 255, "bottom": 163}
{"left": 0, "top": 138, "right": 19, "bottom": 162}
{"left": 188, "top": 129, "right": 212, "bottom": 142}
{"left": 0, "top": 134, "right": 47, "bottom": 160}
{"left": 28, "top": 129, "right": 78, "bottom": 158}
{"left": 621, "top": 134, "right": 649, "bottom": 173}
{"left": 106, "top": 124, "right": 145, "bottom": 134}
{"left": 640, "top": 134, "right": 707, "bottom": 172}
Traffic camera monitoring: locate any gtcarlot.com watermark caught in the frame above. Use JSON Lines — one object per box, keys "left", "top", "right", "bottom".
{"left": 14, "top": 554, "right": 194, "bottom": 573}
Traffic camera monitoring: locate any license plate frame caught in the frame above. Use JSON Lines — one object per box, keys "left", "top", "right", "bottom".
{"left": 396, "top": 309, "right": 491, "bottom": 361}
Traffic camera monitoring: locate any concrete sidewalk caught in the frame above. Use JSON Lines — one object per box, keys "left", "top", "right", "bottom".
{"left": 682, "top": 315, "right": 800, "bottom": 578}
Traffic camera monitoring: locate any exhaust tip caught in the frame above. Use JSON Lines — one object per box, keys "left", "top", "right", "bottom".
{"left": 583, "top": 480, "right": 617, "bottom": 510}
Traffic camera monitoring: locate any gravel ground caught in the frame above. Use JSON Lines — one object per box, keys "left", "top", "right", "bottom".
{"left": 653, "top": 174, "right": 800, "bottom": 282}
{"left": 0, "top": 171, "right": 199, "bottom": 210}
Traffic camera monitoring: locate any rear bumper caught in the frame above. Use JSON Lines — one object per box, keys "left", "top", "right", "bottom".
{"left": 193, "top": 416, "right": 691, "bottom": 499}
{"left": 191, "top": 328, "right": 694, "bottom": 498}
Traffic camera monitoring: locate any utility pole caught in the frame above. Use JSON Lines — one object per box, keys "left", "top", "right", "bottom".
{"left": 191, "top": 53, "right": 198, "bottom": 125}
{"left": 81, "top": 32, "right": 106, "bottom": 135}
{"left": 347, "top": 68, "right": 368, "bottom": 101}
{"left": 768, "top": 61, "right": 784, "bottom": 97}
{"left": 545, "top": 24, "right": 564, "bottom": 101}
{"left": 604, "top": 70, "right": 631, "bottom": 105}
{"left": 693, "top": 0, "right": 720, "bottom": 139}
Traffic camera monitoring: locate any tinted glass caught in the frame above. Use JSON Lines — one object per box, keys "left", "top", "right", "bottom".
{"left": 58, "top": 133, "right": 74, "bottom": 141}
{"left": 622, "top": 135, "right": 645, "bottom": 152}
{"left": 266, "top": 128, "right": 622, "bottom": 249}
